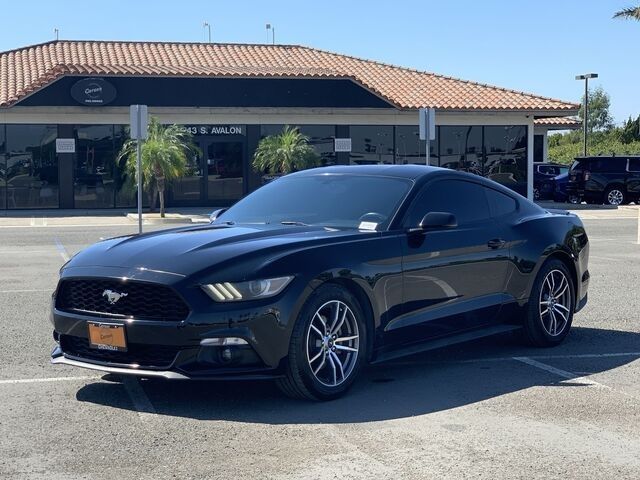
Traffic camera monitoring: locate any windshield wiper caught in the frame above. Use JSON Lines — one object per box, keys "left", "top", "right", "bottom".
{"left": 280, "top": 220, "right": 310, "bottom": 226}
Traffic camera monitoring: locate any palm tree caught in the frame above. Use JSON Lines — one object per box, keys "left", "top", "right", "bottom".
{"left": 118, "top": 117, "right": 199, "bottom": 217}
{"left": 613, "top": 6, "right": 640, "bottom": 20}
{"left": 253, "top": 126, "right": 320, "bottom": 174}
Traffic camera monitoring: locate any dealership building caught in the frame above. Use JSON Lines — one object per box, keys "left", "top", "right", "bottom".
{"left": 0, "top": 40, "right": 579, "bottom": 210}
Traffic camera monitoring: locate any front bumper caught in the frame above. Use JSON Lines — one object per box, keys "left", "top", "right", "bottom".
{"left": 50, "top": 265, "right": 309, "bottom": 380}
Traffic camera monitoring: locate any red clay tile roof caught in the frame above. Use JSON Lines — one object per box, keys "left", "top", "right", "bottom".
{"left": 0, "top": 40, "right": 579, "bottom": 112}
{"left": 534, "top": 117, "right": 581, "bottom": 129}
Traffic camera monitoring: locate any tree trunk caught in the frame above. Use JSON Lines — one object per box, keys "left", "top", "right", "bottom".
{"left": 156, "top": 175, "right": 166, "bottom": 218}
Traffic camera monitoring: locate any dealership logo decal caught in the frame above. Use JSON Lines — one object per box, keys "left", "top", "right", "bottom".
{"left": 102, "top": 289, "right": 128, "bottom": 305}
{"left": 71, "top": 78, "right": 117, "bottom": 106}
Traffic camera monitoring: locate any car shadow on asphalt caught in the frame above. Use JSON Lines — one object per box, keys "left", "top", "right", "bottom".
{"left": 75, "top": 326, "right": 640, "bottom": 424}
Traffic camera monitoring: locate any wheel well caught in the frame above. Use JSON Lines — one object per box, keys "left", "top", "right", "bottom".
{"left": 325, "top": 278, "right": 376, "bottom": 362}
{"left": 545, "top": 251, "right": 578, "bottom": 300}
{"left": 605, "top": 183, "right": 626, "bottom": 193}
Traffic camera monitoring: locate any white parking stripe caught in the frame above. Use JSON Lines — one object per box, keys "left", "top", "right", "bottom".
{"left": 54, "top": 237, "right": 70, "bottom": 262}
{"left": 0, "top": 375, "right": 97, "bottom": 385}
{"left": 122, "top": 377, "right": 157, "bottom": 421}
{"left": 513, "top": 356, "right": 607, "bottom": 388}
{"left": 0, "top": 289, "right": 52, "bottom": 293}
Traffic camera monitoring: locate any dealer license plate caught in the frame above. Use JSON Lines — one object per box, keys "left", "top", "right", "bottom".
{"left": 88, "top": 322, "right": 127, "bottom": 352}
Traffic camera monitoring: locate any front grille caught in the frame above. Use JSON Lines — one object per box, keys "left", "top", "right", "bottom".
{"left": 56, "top": 279, "right": 190, "bottom": 322}
{"left": 60, "top": 335, "right": 182, "bottom": 368}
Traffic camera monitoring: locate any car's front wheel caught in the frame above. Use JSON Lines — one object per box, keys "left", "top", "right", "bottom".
{"left": 523, "top": 259, "right": 574, "bottom": 347}
{"left": 277, "top": 284, "right": 366, "bottom": 400}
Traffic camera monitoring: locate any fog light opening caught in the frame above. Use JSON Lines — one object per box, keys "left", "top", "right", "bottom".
{"left": 200, "top": 337, "right": 249, "bottom": 347}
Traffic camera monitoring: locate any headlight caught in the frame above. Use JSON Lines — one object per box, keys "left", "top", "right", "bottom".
{"left": 201, "top": 276, "right": 294, "bottom": 302}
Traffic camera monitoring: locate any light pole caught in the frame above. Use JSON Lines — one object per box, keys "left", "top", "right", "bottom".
{"left": 203, "top": 22, "right": 211, "bottom": 43}
{"left": 575, "top": 73, "right": 598, "bottom": 156}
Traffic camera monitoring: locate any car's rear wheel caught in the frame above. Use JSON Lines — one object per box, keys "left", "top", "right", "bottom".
{"left": 276, "top": 284, "right": 366, "bottom": 400}
{"left": 523, "top": 259, "right": 574, "bottom": 347}
{"left": 604, "top": 186, "right": 625, "bottom": 206}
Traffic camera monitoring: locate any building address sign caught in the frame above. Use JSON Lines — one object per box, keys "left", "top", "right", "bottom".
{"left": 181, "top": 125, "right": 244, "bottom": 136}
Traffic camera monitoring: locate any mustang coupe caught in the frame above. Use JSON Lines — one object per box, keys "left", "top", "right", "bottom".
{"left": 51, "top": 165, "right": 590, "bottom": 400}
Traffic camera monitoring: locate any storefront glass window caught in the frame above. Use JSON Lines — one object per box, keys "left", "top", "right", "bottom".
{"left": 395, "top": 126, "right": 438, "bottom": 166}
{"left": 349, "top": 126, "right": 394, "bottom": 165}
{"left": 207, "top": 141, "right": 244, "bottom": 203}
{"left": 438, "top": 126, "right": 483, "bottom": 174}
{"left": 259, "top": 125, "right": 336, "bottom": 168}
{"left": 0, "top": 126, "right": 6, "bottom": 209}
{"left": 6, "top": 125, "right": 58, "bottom": 209}
{"left": 113, "top": 125, "right": 142, "bottom": 208}
{"left": 74, "top": 125, "right": 116, "bottom": 208}
{"left": 484, "top": 126, "right": 528, "bottom": 196}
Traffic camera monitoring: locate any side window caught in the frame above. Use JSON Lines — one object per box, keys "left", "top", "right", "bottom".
{"left": 627, "top": 158, "right": 640, "bottom": 172}
{"left": 406, "top": 180, "right": 491, "bottom": 227}
{"left": 485, "top": 188, "right": 518, "bottom": 217}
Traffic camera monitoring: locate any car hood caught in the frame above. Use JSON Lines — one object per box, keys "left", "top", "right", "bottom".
{"left": 64, "top": 224, "right": 372, "bottom": 277}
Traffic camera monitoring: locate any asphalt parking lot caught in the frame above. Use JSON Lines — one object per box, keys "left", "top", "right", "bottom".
{"left": 0, "top": 209, "right": 639, "bottom": 480}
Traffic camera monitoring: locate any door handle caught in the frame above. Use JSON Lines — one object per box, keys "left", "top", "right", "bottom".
{"left": 487, "top": 238, "right": 506, "bottom": 249}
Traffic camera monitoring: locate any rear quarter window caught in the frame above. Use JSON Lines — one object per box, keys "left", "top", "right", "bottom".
{"left": 628, "top": 158, "right": 640, "bottom": 172}
{"left": 485, "top": 188, "right": 518, "bottom": 217}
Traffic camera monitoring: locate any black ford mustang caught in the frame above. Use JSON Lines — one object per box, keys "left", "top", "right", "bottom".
{"left": 51, "top": 165, "right": 590, "bottom": 400}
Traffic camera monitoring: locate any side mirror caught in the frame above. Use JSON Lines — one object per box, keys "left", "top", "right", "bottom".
{"left": 408, "top": 211, "right": 457, "bottom": 233}
{"left": 209, "top": 208, "right": 228, "bottom": 223}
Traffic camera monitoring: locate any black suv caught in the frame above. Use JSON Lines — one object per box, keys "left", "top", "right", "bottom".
{"left": 567, "top": 156, "right": 640, "bottom": 205}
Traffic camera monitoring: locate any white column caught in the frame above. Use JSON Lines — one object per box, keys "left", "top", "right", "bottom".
{"left": 527, "top": 119, "right": 535, "bottom": 200}
{"left": 543, "top": 130, "right": 549, "bottom": 162}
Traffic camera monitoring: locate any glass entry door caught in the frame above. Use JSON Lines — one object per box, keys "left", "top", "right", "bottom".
{"left": 205, "top": 141, "right": 244, "bottom": 204}
{"left": 170, "top": 147, "right": 204, "bottom": 204}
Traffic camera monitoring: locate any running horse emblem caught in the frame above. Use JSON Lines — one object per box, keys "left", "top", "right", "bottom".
{"left": 102, "top": 289, "right": 128, "bottom": 305}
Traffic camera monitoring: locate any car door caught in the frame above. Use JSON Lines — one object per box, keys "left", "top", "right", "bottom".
{"left": 385, "top": 178, "right": 510, "bottom": 344}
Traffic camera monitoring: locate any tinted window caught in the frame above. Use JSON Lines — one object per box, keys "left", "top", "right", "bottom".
{"left": 486, "top": 188, "right": 518, "bottom": 217}
{"left": 218, "top": 174, "right": 412, "bottom": 230}
{"left": 406, "top": 179, "right": 491, "bottom": 227}
{"left": 588, "top": 158, "right": 626, "bottom": 172}
{"left": 439, "top": 126, "right": 482, "bottom": 174}
{"left": 349, "top": 126, "right": 394, "bottom": 165}
{"left": 628, "top": 158, "right": 640, "bottom": 172}
{"left": 395, "top": 125, "right": 439, "bottom": 166}
{"left": 74, "top": 125, "right": 116, "bottom": 208}
{"left": 0, "top": 125, "right": 5, "bottom": 209}
{"left": 6, "top": 124, "right": 59, "bottom": 209}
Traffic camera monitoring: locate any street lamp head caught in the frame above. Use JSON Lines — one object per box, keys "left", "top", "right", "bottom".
{"left": 575, "top": 73, "right": 598, "bottom": 80}
{"left": 266, "top": 24, "right": 271, "bottom": 30}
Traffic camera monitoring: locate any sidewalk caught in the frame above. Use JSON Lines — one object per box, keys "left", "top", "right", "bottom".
{"left": 0, "top": 207, "right": 213, "bottom": 227}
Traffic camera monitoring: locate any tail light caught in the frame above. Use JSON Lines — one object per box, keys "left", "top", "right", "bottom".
{"left": 583, "top": 170, "right": 591, "bottom": 181}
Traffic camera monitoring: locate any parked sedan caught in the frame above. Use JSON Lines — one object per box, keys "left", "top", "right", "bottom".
{"left": 51, "top": 165, "right": 590, "bottom": 400}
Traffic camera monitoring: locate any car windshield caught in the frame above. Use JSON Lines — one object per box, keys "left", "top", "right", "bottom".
{"left": 215, "top": 173, "right": 413, "bottom": 230}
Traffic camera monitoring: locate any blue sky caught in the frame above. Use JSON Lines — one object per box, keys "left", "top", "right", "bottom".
{"left": 1, "top": 0, "right": 637, "bottom": 123}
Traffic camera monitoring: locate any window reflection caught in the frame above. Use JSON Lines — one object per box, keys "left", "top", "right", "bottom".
{"left": 74, "top": 125, "right": 116, "bottom": 208}
{"left": 259, "top": 125, "right": 336, "bottom": 166}
{"left": 439, "top": 126, "right": 483, "bottom": 175}
{"left": 0, "top": 126, "right": 5, "bottom": 209}
{"left": 395, "top": 126, "right": 438, "bottom": 166}
{"left": 207, "top": 142, "right": 243, "bottom": 202}
{"left": 6, "top": 125, "right": 58, "bottom": 209}
{"left": 484, "top": 126, "right": 528, "bottom": 196}
{"left": 349, "top": 126, "right": 394, "bottom": 165}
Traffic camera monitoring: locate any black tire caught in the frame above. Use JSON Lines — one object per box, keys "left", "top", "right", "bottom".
{"left": 276, "top": 284, "right": 367, "bottom": 401}
{"left": 603, "top": 185, "right": 626, "bottom": 206}
{"left": 523, "top": 259, "right": 575, "bottom": 347}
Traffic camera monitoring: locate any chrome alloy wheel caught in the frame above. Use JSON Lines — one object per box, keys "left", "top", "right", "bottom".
{"left": 305, "top": 300, "right": 360, "bottom": 387}
{"left": 607, "top": 189, "right": 624, "bottom": 206}
{"left": 539, "top": 269, "right": 572, "bottom": 336}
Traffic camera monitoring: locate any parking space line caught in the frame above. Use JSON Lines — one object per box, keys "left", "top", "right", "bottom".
{"left": 0, "top": 375, "right": 98, "bottom": 385}
{"left": 512, "top": 356, "right": 640, "bottom": 402}
{"left": 122, "top": 377, "right": 157, "bottom": 422}
{"left": 0, "top": 289, "right": 52, "bottom": 293}
{"left": 385, "top": 351, "right": 640, "bottom": 367}
{"left": 54, "top": 238, "right": 70, "bottom": 262}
